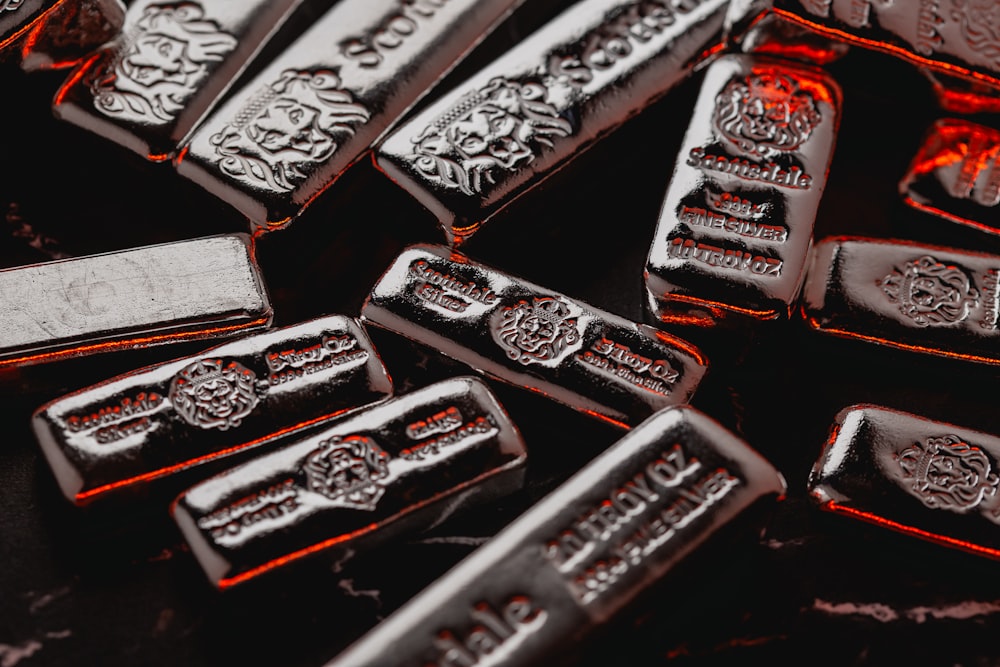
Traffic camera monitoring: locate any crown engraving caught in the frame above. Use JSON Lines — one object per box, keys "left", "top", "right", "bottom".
{"left": 897, "top": 434, "right": 1000, "bottom": 512}
{"left": 878, "top": 255, "right": 979, "bottom": 326}
{"left": 169, "top": 358, "right": 260, "bottom": 430}
{"left": 493, "top": 296, "right": 582, "bottom": 366}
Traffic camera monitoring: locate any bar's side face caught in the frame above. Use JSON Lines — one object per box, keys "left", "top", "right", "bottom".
{"left": 0, "top": 234, "right": 273, "bottom": 368}
{"left": 809, "top": 404, "right": 1000, "bottom": 559}
{"left": 31, "top": 315, "right": 392, "bottom": 505}
{"left": 361, "top": 244, "right": 709, "bottom": 429}
{"left": 375, "top": 0, "right": 732, "bottom": 242}
{"left": 175, "top": 0, "right": 524, "bottom": 230}
{"left": 645, "top": 53, "right": 841, "bottom": 325}
{"left": 171, "top": 376, "right": 527, "bottom": 589}
{"left": 325, "top": 404, "right": 786, "bottom": 667}
{"left": 801, "top": 236, "right": 1000, "bottom": 364}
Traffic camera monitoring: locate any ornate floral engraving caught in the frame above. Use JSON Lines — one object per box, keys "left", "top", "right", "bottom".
{"left": 714, "top": 70, "right": 822, "bottom": 157}
{"left": 897, "top": 435, "right": 1000, "bottom": 511}
{"left": 878, "top": 255, "right": 979, "bottom": 326}
{"left": 210, "top": 69, "right": 370, "bottom": 193}
{"left": 90, "top": 2, "right": 237, "bottom": 123}
{"left": 952, "top": 0, "right": 1000, "bottom": 67}
{"left": 169, "top": 358, "right": 260, "bottom": 430}
{"left": 1, "top": 0, "right": 24, "bottom": 12}
{"left": 493, "top": 296, "right": 582, "bottom": 366}
{"left": 302, "top": 435, "right": 390, "bottom": 510}
{"left": 409, "top": 77, "right": 572, "bottom": 196}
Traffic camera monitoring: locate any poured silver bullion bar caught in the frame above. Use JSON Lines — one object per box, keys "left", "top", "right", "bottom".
{"left": 809, "top": 404, "right": 1000, "bottom": 560}
{"left": 801, "top": 235, "right": 1000, "bottom": 364}
{"left": 0, "top": 233, "right": 272, "bottom": 369}
{"left": 174, "top": 0, "right": 525, "bottom": 231}
{"left": 325, "top": 404, "right": 786, "bottom": 667}
{"left": 52, "top": 0, "right": 308, "bottom": 160}
{"left": 32, "top": 315, "right": 392, "bottom": 506}
{"left": 375, "top": 0, "right": 732, "bottom": 244}
{"left": 0, "top": 0, "right": 123, "bottom": 60}
{"left": 900, "top": 118, "right": 1000, "bottom": 236}
{"left": 645, "top": 53, "right": 841, "bottom": 326}
{"left": 172, "top": 375, "right": 527, "bottom": 589}
{"left": 361, "top": 244, "right": 709, "bottom": 429}
{"left": 17, "top": 0, "right": 124, "bottom": 71}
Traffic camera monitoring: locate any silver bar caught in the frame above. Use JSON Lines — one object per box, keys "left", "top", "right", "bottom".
{"left": 361, "top": 244, "right": 709, "bottom": 429}
{"left": 375, "top": 0, "right": 732, "bottom": 245}
{"left": 174, "top": 0, "right": 525, "bottom": 231}
{"left": 645, "top": 53, "right": 841, "bottom": 325}
{"left": 0, "top": 233, "right": 273, "bottom": 369}
{"left": 809, "top": 404, "right": 1000, "bottom": 560}
{"left": 802, "top": 235, "right": 1000, "bottom": 364}
{"left": 32, "top": 315, "right": 392, "bottom": 506}
{"left": 0, "top": 0, "right": 123, "bottom": 60}
{"left": 324, "top": 404, "right": 786, "bottom": 667}
{"left": 172, "top": 375, "right": 527, "bottom": 589}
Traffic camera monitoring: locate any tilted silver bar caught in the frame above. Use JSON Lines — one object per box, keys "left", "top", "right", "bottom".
{"left": 361, "top": 244, "right": 709, "bottom": 429}
{"left": 172, "top": 375, "right": 527, "bottom": 589}
{"left": 324, "top": 404, "right": 786, "bottom": 667}
{"left": 32, "top": 315, "right": 392, "bottom": 506}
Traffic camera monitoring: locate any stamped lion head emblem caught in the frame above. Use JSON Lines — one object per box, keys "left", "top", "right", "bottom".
{"left": 302, "top": 435, "right": 390, "bottom": 510}
{"left": 878, "top": 255, "right": 979, "bottom": 326}
{"left": 169, "top": 358, "right": 260, "bottom": 430}
{"left": 897, "top": 435, "right": 1000, "bottom": 512}
{"left": 493, "top": 296, "right": 582, "bottom": 366}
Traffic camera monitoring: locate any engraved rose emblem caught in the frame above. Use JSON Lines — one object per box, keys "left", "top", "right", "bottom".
{"left": 493, "top": 296, "right": 582, "bottom": 366}
{"left": 169, "top": 358, "right": 260, "bottom": 430}
{"left": 878, "top": 255, "right": 979, "bottom": 326}
{"left": 302, "top": 435, "right": 390, "bottom": 511}
{"left": 897, "top": 435, "right": 1000, "bottom": 512}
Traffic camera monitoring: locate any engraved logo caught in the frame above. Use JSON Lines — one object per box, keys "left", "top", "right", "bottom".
{"left": 715, "top": 71, "right": 822, "bottom": 157}
{"left": 169, "top": 358, "right": 260, "bottom": 430}
{"left": 493, "top": 296, "right": 582, "bottom": 366}
{"left": 90, "top": 2, "right": 237, "bottom": 123}
{"left": 878, "top": 255, "right": 979, "bottom": 326}
{"left": 211, "top": 69, "right": 370, "bottom": 192}
{"left": 952, "top": 0, "right": 1000, "bottom": 66}
{"left": 897, "top": 435, "right": 1000, "bottom": 511}
{"left": 302, "top": 435, "right": 390, "bottom": 510}
{"left": 410, "top": 77, "right": 572, "bottom": 196}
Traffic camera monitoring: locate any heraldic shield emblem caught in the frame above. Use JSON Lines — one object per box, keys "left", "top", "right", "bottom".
{"left": 169, "top": 358, "right": 261, "bottom": 430}
{"left": 302, "top": 435, "right": 391, "bottom": 511}
{"left": 492, "top": 296, "right": 582, "bottom": 366}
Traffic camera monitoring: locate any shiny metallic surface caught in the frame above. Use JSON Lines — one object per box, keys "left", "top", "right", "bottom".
{"left": 52, "top": 0, "right": 308, "bottom": 160}
{"left": 174, "top": 0, "right": 524, "bottom": 231}
{"left": 32, "top": 315, "right": 392, "bottom": 506}
{"left": 172, "top": 375, "right": 527, "bottom": 589}
{"left": 0, "top": 233, "right": 273, "bottom": 368}
{"left": 18, "top": 0, "right": 124, "bottom": 71}
{"left": 361, "top": 244, "right": 709, "bottom": 429}
{"left": 325, "top": 404, "right": 786, "bottom": 667}
{"left": 374, "top": 0, "right": 731, "bottom": 245}
{"left": 802, "top": 235, "right": 1000, "bottom": 364}
{"left": 809, "top": 404, "right": 1000, "bottom": 560}
{"left": 645, "top": 53, "right": 841, "bottom": 325}
{"left": 0, "top": 0, "right": 123, "bottom": 59}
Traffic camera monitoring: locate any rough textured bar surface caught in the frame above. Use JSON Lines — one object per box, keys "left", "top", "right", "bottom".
{"left": 361, "top": 244, "right": 709, "bottom": 429}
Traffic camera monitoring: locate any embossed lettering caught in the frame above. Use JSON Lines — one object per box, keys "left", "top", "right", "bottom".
{"left": 667, "top": 237, "right": 783, "bottom": 276}
{"left": 339, "top": 0, "right": 450, "bottom": 68}
{"left": 428, "top": 596, "right": 546, "bottom": 667}
{"left": 66, "top": 391, "right": 164, "bottom": 433}
{"left": 687, "top": 147, "right": 812, "bottom": 188}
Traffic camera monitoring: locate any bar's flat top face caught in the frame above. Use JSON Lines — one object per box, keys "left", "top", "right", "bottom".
{"left": 361, "top": 244, "right": 709, "bottom": 429}
{"left": 175, "top": 0, "right": 523, "bottom": 230}
{"left": 172, "top": 375, "right": 527, "bottom": 588}
{"left": 32, "top": 315, "right": 392, "bottom": 505}
{"left": 0, "top": 233, "right": 272, "bottom": 364}
{"left": 645, "top": 53, "right": 841, "bottom": 322}
{"left": 809, "top": 404, "right": 1000, "bottom": 559}
{"left": 375, "top": 0, "right": 731, "bottom": 241}
{"left": 325, "top": 404, "right": 785, "bottom": 666}
{"left": 801, "top": 235, "right": 1000, "bottom": 364}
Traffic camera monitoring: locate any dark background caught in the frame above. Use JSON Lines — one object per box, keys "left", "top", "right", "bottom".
{"left": 6, "top": 1, "right": 1000, "bottom": 665}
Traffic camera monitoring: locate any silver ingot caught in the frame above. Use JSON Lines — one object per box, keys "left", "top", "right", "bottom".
{"left": 802, "top": 235, "right": 1000, "bottom": 364}
{"left": 171, "top": 375, "right": 528, "bottom": 589}
{"left": 809, "top": 404, "right": 1000, "bottom": 560}
{"left": 32, "top": 315, "right": 392, "bottom": 506}
{"left": 52, "top": 0, "right": 309, "bottom": 161}
{"left": 362, "top": 244, "right": 709, "bottom": 429}
{"left": 645, "top": 53, "right": 841, "bottom": 326}
{"left": 1, "top": 0, "right": 124, "bottom": 68}
{"left": 174, "top": 0, "right": 525, "bottom": 231}
{"left": 374, "top": 0, "right": 732, "bottom": 245}
{"left": 324, "top": 404, "right": 786, "bottom": 667}
{"left": 0, "top": 233, "right": 273, "bottom": 369}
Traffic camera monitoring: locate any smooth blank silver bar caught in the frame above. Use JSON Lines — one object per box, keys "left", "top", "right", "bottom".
{"left": 645, "top": 53, "right": 841, "bottom": 325}
{"left": 32, "top": 315, "right": 392, "bottom": 506}
{"left": 0, "top": 233, "right": 272, "bottom": 368}
{"left": 361, "top": 244, "right": 709, "bottom": 429}
{"left": 174, "top": 0, "right": 524, "bottom": 231}
{"left": 172, "top": 375, "right": 527, "bottom": 589}
{"left": 375, "top": 0, "right": 732, "bottom": 244}
{"left": 809, "top": 404, "right": 1000, "bottom": 560}
{"left": 52, "top": 0, "right": 307, "bottom": 160}
{"left": 324, "top": 404, "right": 786, "bottom": 667}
